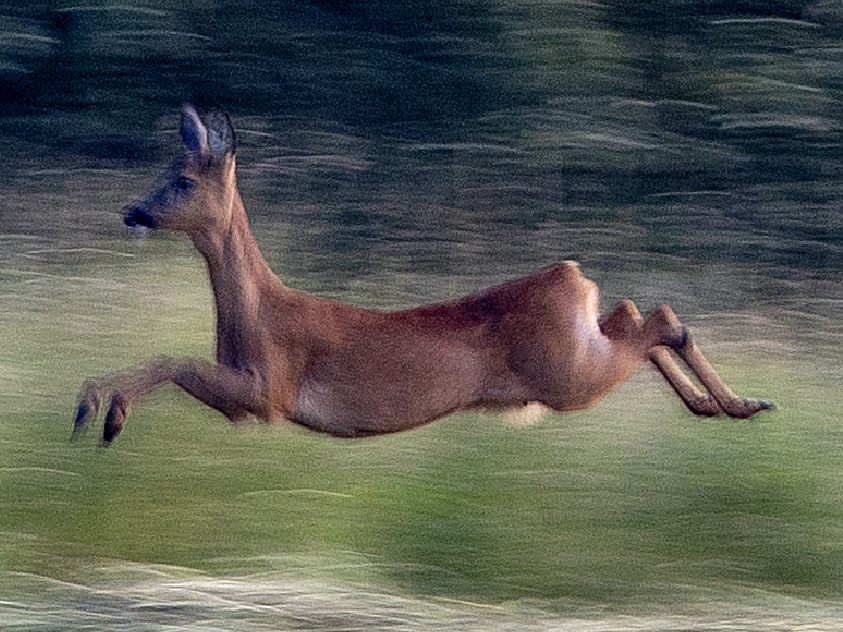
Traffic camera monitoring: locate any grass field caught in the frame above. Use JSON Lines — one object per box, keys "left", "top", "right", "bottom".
{"left": 2, "top": 238, "right": 842, "bottom": 630}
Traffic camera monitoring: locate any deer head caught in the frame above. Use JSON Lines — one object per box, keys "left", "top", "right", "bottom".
{"left": 124, "top": 105, "right": 238, "bottom": 236}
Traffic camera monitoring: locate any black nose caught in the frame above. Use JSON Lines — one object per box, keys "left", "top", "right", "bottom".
{"left": 123, "top": 204, "right": 157, "bottom": 229}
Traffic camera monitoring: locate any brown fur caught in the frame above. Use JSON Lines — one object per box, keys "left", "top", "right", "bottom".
{"left": 73, "top": 106, "right": 772, "bottom": 445}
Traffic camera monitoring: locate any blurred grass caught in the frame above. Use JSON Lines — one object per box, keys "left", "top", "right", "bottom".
{"left": 1, "top": 245, "right": 840, "bottom": 613}
{"left": 1, "top": 0, "right": 842, "bottom": 625}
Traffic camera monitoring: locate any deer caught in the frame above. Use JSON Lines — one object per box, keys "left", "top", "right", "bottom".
{"left": 72, "top": 105, "right": 773, "bottom": 446}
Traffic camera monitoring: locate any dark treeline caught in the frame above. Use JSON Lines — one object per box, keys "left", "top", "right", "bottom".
{"left": 1, "top": 2, "right": 841, "bottom": 161}
{"left": 0, "top": 1, "right": 841, "bottom": 270}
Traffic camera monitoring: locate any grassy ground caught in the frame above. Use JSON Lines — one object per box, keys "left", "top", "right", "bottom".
{"left": 1, "top": 241, "right": 841, "bottom": 628}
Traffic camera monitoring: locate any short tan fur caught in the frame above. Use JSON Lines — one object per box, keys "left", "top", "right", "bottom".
{"left": 74, "top": 106, "right": 772, "bottom": 445}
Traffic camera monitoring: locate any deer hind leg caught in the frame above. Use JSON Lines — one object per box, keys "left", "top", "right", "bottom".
{"left": 643, "top": 304, "right": 774, "bottom": 419}
{"left": 647, "top": 347, "right": 721, "bottom": 416}
{"left": 73, "top": 357, "right": 260, "bottom": 445}
{"left": 600, "top": 300, "right": 720, "bottom": 416}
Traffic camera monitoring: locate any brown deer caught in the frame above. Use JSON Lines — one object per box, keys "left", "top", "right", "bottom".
{"left": 73, "top": 105, "right": 773, "bottom": 445}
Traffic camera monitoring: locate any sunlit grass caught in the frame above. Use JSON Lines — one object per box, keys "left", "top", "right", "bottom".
{"left": 1, "top": 250, "right": 840, "bottom": 615}
{"left": 0, "top": 235, "right": 841, "bottom": 632}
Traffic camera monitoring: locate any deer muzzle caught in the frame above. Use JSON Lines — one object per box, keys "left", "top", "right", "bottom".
{"left": 123, "top": 204, "right": 158, "bottom": 229}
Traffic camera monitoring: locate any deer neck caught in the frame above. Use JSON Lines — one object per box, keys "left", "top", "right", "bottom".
{"left": 192, "top": 190, "right": 276, "bottom": 368}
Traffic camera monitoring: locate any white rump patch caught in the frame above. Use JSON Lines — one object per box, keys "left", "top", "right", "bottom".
{"left": 502, "top": 402, "right": 549, "bottom": 426}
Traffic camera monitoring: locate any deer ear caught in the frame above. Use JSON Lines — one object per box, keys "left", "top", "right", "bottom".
{"left": 206, "top": 111, "right": 236, "bottom": 159}
{"left": 180, "top": 104, "right": 209, "bottom": 153}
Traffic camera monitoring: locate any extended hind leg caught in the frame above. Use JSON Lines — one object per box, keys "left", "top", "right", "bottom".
{"left": 648, "top": 347, "right": 720, "bottom": 416}
{"left": 600, "top": 300, "right": 721, "bottom": 416}
{"left": 644, "top": 305, "right": 774, "bottom": 419}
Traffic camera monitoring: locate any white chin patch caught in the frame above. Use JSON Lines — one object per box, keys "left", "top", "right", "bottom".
{"left": 127, "top": 225, "right": 150, "bottom": 240}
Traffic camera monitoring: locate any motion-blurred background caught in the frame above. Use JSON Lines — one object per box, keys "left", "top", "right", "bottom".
{"left": 1, "top": 1, "right": 842, "bottom": 629}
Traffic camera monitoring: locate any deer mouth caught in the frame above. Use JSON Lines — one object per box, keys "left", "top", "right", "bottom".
{"left": 123, "top": 206, "right": 158, "bottom": 229}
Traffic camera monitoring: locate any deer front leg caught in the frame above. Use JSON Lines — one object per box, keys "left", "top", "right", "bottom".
{"left": 73, "top": 357, "right": 176, "bottom": 438}
{"left": 73, "top": 357, "right": 262, "bottom": 445}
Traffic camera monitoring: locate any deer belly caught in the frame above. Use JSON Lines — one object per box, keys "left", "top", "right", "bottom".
{"left": 288, "top": 379, "right": 364, "bottom": 437}
{"left": 289, "top": 347, "right": 484, "bottom": 436}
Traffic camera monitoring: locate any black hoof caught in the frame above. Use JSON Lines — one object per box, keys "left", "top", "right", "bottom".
{"left": 71, "top": 403, "right": 92, "bottom": 441}
{"left": 102, "top": 419, "right": 122, "bottom": 446}
{"left": 74, "top": 402, "right": 90, "bottom": 424}
{"left": 102, "top": 402, "right": 125, "bottom": 446}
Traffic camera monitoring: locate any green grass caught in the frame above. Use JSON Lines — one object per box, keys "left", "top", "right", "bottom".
{"left": 1, "top": 250, "right": 841, "bottom": 614}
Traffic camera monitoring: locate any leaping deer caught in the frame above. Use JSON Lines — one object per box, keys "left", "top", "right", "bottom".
{"left": 73, "top": 105, "right": 773, "bottom": 445}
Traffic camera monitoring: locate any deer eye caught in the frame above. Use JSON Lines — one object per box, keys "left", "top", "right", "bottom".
{"left": 174, "top": 177, "right": 194, "bottom": 193}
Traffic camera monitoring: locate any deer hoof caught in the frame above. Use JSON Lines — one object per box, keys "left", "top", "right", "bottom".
{"left": 72, "top": 382, "right": 103, "bottom": 439}
{"left": 102, "top": 394, "right": 129, "bottom": 446}
{"left": 71, "top": 402, "right": 93, "bottom": 441}
{"left": 722, "top": 397, "right": 774, "bottom": 419}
